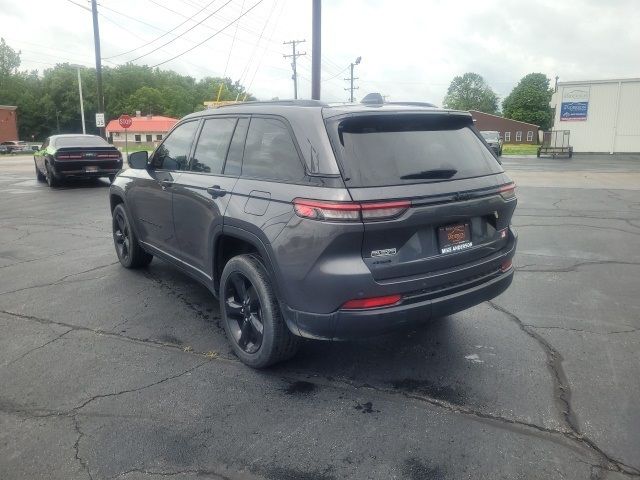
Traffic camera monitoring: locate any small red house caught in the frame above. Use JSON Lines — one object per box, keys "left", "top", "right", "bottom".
{"left": 106, "top": 113, "right": 177, "bottom": 147}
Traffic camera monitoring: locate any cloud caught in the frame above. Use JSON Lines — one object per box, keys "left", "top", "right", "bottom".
{"left": 2, "top": 0, "right": 638, "bottom": 105}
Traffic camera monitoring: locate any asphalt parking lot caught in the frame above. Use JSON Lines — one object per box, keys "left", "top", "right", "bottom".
{"left": 1, "top": 153, "right": 639, "bottom": 480}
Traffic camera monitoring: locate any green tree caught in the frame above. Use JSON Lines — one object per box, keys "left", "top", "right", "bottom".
{"left": 443, "top": 72, "right": 499, "bottom": 114}
{"left": 0, "top": 39, "right": 257, "bottom": 141}
{"left": 502, "top": 73, "right": 553, "bottom": 130}
{"left": 124, "top": 86, "right": 165, "bottom": 115}
{"left": 0, "top": 37, "right": 21, "bottom": 77}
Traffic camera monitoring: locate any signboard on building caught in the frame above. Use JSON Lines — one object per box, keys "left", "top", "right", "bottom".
{"left": 95, "top": 112, "right": 105, "bottom": 127}
{"left": 560, "top": 87, "right": 590, "bottom": 121}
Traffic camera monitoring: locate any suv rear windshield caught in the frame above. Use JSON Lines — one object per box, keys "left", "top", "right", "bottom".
{"left": 328, "top": 114, "right": 502, "bottom": 187}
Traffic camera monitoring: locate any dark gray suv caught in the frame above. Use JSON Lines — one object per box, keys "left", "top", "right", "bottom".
{"left": 109, "top": 100, "right": 517, "bottom": 368}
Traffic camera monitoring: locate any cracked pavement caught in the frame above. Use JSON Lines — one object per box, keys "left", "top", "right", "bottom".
{"left": 1, "top": 154, "right": 639, "bottom": 479}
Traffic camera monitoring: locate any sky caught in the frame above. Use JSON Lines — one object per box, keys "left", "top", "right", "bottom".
{"left": 1, "top": 0, "right": 639, "bottom": 105}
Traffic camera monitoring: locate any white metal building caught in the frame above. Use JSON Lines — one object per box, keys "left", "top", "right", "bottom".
{"left": 550, "top": 78, "right": 640, "bottom": 153}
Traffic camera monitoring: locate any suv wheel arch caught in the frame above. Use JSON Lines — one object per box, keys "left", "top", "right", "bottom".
{"left": 214, "top": 228, "right": 282, "bottom": 302}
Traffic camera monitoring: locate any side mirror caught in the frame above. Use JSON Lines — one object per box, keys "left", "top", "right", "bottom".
{"left": 128, "top": 150, "right": 148, "bottom": 169}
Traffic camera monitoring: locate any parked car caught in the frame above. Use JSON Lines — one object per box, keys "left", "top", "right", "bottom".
{"left": 110, "top": 100, "right": 517, "bottom": 368}
{"left": 1, "top": 140, "right": 30, "bottom": 153}
{"left": 480, "top": 130, "right": 503, "bottom": 156}
{"left": 0, "top": 144, "right": 9, "bottom": 154}
{"left": 34, "top": 134, "right": 122, "bottom": 187}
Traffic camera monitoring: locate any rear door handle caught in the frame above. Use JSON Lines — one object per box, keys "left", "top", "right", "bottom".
{"left": 160, "top": 180, "right": 174, "bottom": 190}
{"left": 207, "top": 185, "right": 227, "bottom": 198}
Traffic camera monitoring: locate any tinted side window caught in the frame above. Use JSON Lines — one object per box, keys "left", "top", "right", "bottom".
{"left": 224, "top": 118, "right": 249, "bottom": 176}
{"left": 241, "top": 118, "right": 304, "bottom": 182}
{"left": 191, "top": 118, "right": 236, "bottom": 174}
{"left": 152, "top": 121, "right": 199, "bottom": 171}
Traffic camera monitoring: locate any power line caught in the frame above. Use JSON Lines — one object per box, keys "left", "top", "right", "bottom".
{"left": 238, "top": 0, "right": 278, "bottom": 85}
{"left": 103, "top": 0, "right": 219, "bottom": 60}
{"left": 150, "top": 0, "right": 265, "bottom": 68}
{"left": 283, "top": 39, "right": 305, "bottom": 99}
{"left": 222, "top": 0, "right": 246, "bottom": 77}
{"left": 245, "top": 0, "right": 284, "bottom": 96}
{"left": 128, "top": 0, "right": 235, "bottom": 63}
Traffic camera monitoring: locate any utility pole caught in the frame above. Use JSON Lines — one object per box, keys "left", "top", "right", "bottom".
{"left": 283, "top": 40, "right": 306, "bottom": 99}
{"left": 554, "top": 75, "right": 559, "bottom": 92}
{"left": 55, "top": 111, "right": 61, "bottom": 134}
{"left": 91, "top": 0, "right": 105, "bottom": 138}
{"left": 311, "top": 0, "right": 321, "bottom": 100}
{"left": 344, "top": 56, "right": 361, "bottom": 102}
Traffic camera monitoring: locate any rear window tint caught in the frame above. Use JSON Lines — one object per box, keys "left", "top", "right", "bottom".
{"left": 328, "top": 114, "right": 502, "bottom": 187}
{"left": 55, "top": 136, "right": 110, "bottom": 148}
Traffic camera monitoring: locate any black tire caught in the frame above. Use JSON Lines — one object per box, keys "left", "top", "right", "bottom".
{"left": 34, "top": 160, "right": 46, "bottom": 182}
{"left": 112, "top": 204, "right": 153, "bottom": 268}
{"left": 44, "top": 161, "right": 59, "bottom": 188}
{"left": 220, "top": 254, "right": 299, "bottom": 368}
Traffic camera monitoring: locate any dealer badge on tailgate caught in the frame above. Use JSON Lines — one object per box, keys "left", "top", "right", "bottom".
{"left": 438, "top": 223, "right": 473, "bottom": 254}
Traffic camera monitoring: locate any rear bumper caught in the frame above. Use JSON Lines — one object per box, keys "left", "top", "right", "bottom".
{"left": 283, "top": 267, "right": 513, "bottom": 340}
{"left": 51, "top": 162, "right": 121, "bottom": 178}
{"left": 282, "top": 231, "right": 517, "bottom": 341}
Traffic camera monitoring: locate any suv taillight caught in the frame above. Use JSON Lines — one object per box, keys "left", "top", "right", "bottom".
{"left": 499, "top": 183, "right": 516, "bottom": 200}
{"left": 293, "top": 199, "right": 410, "bottom": 222}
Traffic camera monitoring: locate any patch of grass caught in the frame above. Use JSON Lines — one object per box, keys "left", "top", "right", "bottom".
{"left": 117, "top": 145, "right": 153, "bottom": 154}
{"left": 502, "top": 143, "right": 539, "bottom": 155}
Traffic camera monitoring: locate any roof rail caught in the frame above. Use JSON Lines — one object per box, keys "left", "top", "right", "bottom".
{"left": 216, "top": 99, "right": 328, "bottom": 108}
{"left": 386, "top": 101, "right": 437, "bottom": 108}
{"left": 360, "top": 92, "right": 437, "bottom": 108}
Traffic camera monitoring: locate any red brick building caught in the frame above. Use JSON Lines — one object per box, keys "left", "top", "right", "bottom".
{"left": 470, "top": 110, "right": 539, "bottom": 144}
{"left": 0, "top": 105, "right": 19, "bottom": 142}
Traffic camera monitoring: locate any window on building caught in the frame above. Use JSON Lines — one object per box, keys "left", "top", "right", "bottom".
{"left": 146, "top": 134, "right": 152, "bottom": 142}
{"left": 191, "top": 117, "right": 237, "bottom": 174}
{"left": 516, "top": 131, "right": 522, "bottom": 142}
{"left": 134, "top": 134, "right": 141, "bottom": 143}
{"left": 156, "top": 134, "right": 162, "bottom": 141}
{"left": 504, "top": 132, "right": 511, "bottom": 142}
{"left": 241, "top": 117, "right": 305, "bottom": 182}
{"left": 114, "top": 132, "right": 119, "bottom": 137}
{"left": 527, "top": 131, "right": 534, "bottom": 142}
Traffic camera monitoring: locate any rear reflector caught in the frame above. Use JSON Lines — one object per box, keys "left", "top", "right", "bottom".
{"left": 499, "top": 183, "right": 516, "bottom": 200}
{"left": 342, "top": 294, "right": 402, "bottom": 310}
{"left": 293, "top": 198, "right": 409, "bottom": 222}
{"left": 500, "top": 259, "right": 513, "bottom": 272}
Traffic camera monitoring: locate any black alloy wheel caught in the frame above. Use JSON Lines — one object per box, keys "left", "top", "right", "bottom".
{"left": 220, "top": 254, "right": 299, "bottom": 368}
{"left": 111, "top": 204, "right": 153, "bottom": 269}
{"left": 113, "top": 209, "right": 131, "bottom": 264}
{"left": 224, "top": 272, "right": 264, "bottom": 354}
{"left": 44, "top": 161, "right": 57, "bottom": 187}
{"left": 34, "top": 160, "right": 46, "bottom": 182}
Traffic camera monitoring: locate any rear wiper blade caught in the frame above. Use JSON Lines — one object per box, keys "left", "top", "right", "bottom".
{"left": 400, "top": 169, "right": 457, "bottom": 180}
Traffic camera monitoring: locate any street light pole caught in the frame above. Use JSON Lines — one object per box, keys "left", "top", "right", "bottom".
{"left": 71, "top": 65, "right": 86, "bottom": 134}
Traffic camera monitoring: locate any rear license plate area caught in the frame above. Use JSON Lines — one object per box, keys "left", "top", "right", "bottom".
{"left": 85, "top": 166, "right": 98, "bottom": 172}
{"left": 438, "top": 223, "right": 473, "bottom": 254}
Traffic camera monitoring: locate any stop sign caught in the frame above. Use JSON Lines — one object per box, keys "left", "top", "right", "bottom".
{"left": 118, "top": 114, "right": 133, "bottom": 129}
